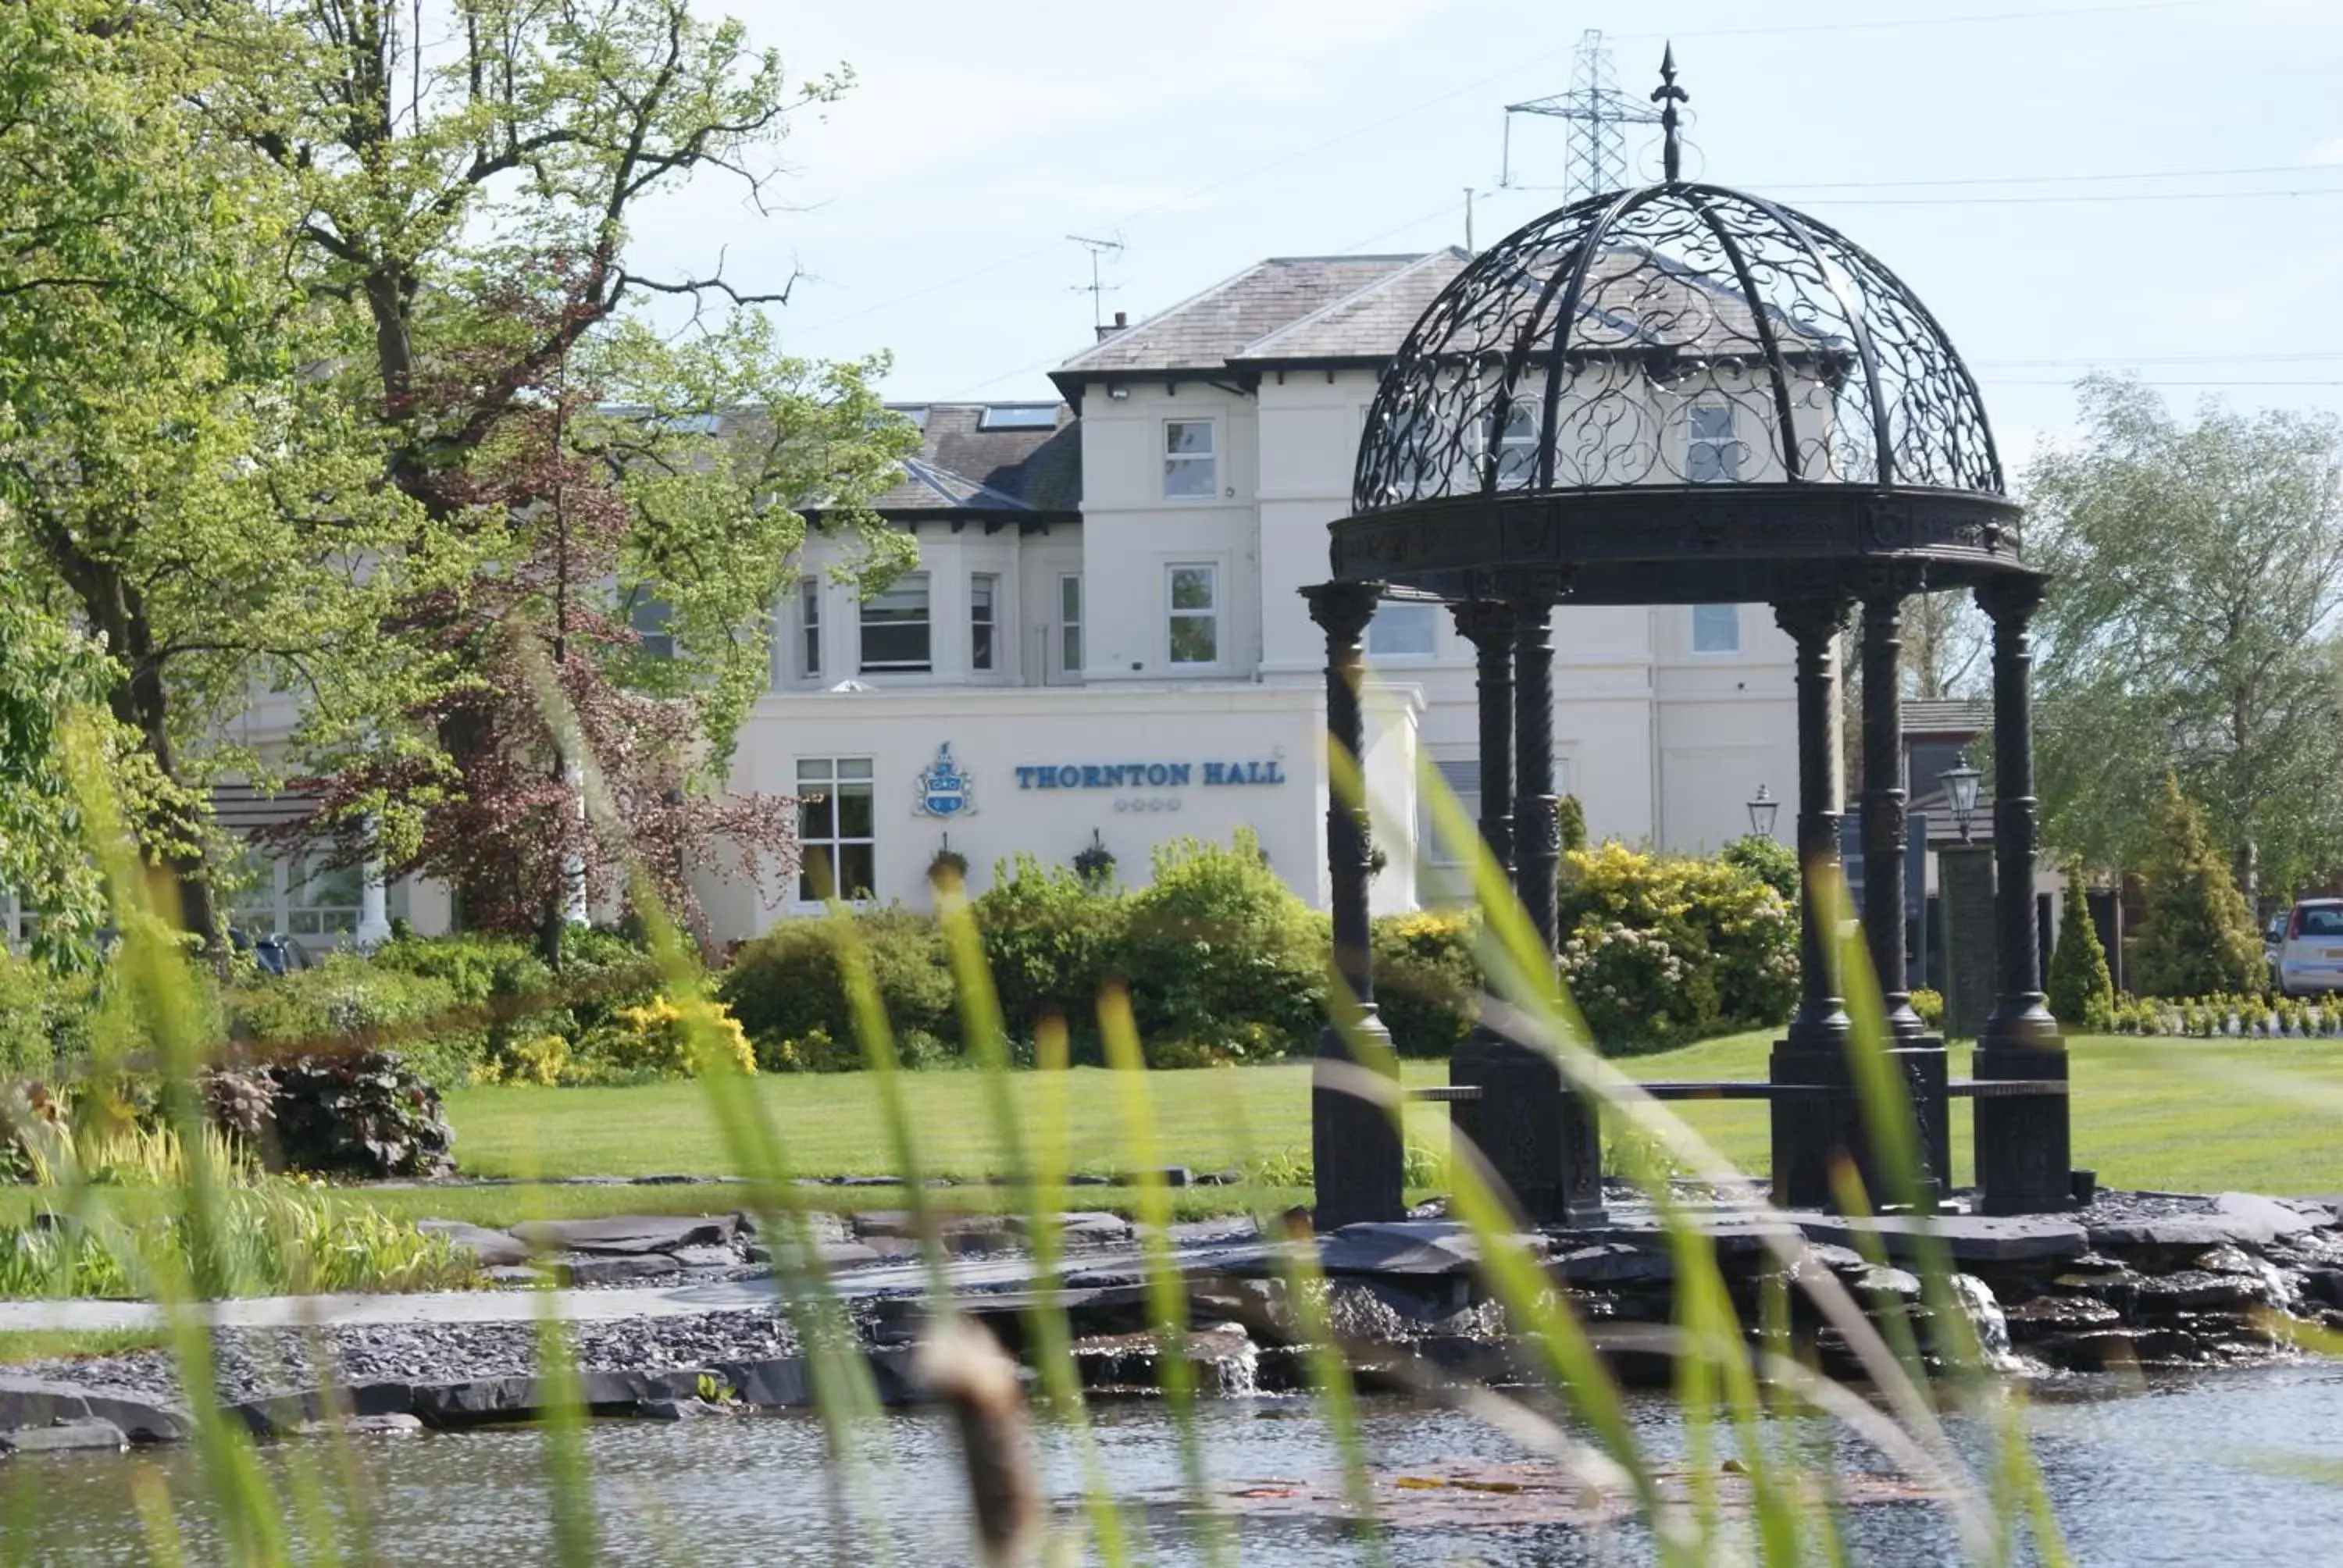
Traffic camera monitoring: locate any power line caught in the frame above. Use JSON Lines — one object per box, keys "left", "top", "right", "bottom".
{"left": 786, "top": 0, "right": 2224, "bottom": 343}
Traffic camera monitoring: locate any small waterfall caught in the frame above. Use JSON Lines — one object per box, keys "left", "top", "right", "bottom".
{"left": 2252, "top": 1258, "right": 2297, "bottom": 1315}
{"left": 1212, "top": 1336, "right": 1260, "bottom": 1398}
{"left": 1951, "top": 1274, "right": 2021, "bottom": 1372}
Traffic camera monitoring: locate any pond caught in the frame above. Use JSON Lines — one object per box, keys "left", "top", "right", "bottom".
{"left": 9, "top": 1363, "right": 2343, "bottom": 1564}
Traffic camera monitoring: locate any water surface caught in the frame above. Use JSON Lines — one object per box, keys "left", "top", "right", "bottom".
{"left": 8, "top": 1363, "right": 2341, "bottom": 1564}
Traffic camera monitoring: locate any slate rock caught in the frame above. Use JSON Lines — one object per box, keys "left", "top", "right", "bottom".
{"left": 1553, "top": 1242, "right": 1674, "bottom": 1286}
{"left": 2087, "top": 1217, "right": 2235, "bottom": 1252}
{"left": 1851, "top": 1264, "right": 1923, "bottom": 1301}
{"left": 552, "top": 1253, "right": 683, "bottom": 1286}
{"left": 1007, "top": 1211, "right": 1135, "bottom": 1247}
{"left": 2212, "top": 1192, "right": 2320, "bottom": 1243}
{"left": 1315, "top": 1221, "right": 1517, "bottom": 1277}
{"left": 2002, "top": 1294, "right": 2122, "bottom": 1342}
{"left": 410, "top": 1375, "right": 542, "bottom": 1424}
{"left": 484, "top": 1265, "right": 550, "bottom": 1287}
{"left": 1802, "top": 1213, "right": 2089, "bottom": 1263}
{"left": 508, "top": 1215, "right": 737, "bottom": 1255}
{"left": 715, "top": 1357, "right": 813, "bottom": 1408}
{"left": 0, "top": 1377, "right": 189, "bottom": 1443}
{"left": 1, "top": 1419, "right": 127, "bottom": 1454}
{"left": 415, "top": 1219, "right": 532, "bottom": 1268}
{"left": 666, "top": 1244, "right": 744, "bottom": 1270}
{"left": 2131, "top": 1270, "right": 2265, "bottom": 1311}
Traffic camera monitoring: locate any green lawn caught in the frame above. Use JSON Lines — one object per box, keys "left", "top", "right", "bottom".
{"left": 436, "top": 1031, "right": 2343, "bottom": 1202}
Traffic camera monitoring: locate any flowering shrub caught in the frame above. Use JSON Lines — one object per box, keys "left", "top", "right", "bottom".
{"left": 577, "top": 995, "right": 754, "bottom": 1080}
{"left": 1371, "top": 911, "right": 1481, "bottom": 1057}
{"left": 1554, "top": 843, "right": 1798, "bottom": 1052}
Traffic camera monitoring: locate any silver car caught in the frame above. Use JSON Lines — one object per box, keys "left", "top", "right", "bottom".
{"left": 2275, "top": 899, "right": 2343, "bottom": 998}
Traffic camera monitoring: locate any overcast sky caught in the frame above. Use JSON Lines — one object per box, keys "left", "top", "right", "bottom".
{"left": 623, "top": 0, "right": 2343, "bottom": 466}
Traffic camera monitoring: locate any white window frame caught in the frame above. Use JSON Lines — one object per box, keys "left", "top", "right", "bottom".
{"left": 1687, "top": 401, "right": 1742, "bottom": 485}
{"left": 1164, "top": 561, "right": 1221, "bottom": 668}
{"left": 1162, "top": 419, "right": 1218, "bottom": 501}
{"left": 224, "top": 843, "right": 365, "bottom": 943}
{"left": 858, "top": 572, "right": 933, "bottom": 675}
{"left": 1366, "top": 600, "right": 1439, "bottom": 661}
{"left": 970, "top": 572, "right": 1000, "bottom": 673}
{"left": 1055, "top": 572, "right": 1084, "bottom": 682}
{"left": 1691, "top": 603, "right": 1741, "bottom": 656}
{"left": 795, "top": 757, "right": 877, "bottom": 905}
{"left": 797, "top": 576, "right": 822, "bottom": 679}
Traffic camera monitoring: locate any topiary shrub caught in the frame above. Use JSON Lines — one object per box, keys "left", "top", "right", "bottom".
{"left": 972, "top": 854, "right": 1128, "bottom": 1057}
{"left": 2131, "top": 774, "right": 2264, "bottom": 998}
{"left": 1371, "top": 911, "right": 1481, "bottom": 1057}
{"left": 1909, "top": 987, "right": 1945, "bottom": 1031}
{"left": 719, "top": 907, "right": 957, "bottom": 1066}
{"left": 2046, "top": 877, "right": 2116, "bottom": 1032}
{"left": 262, "top": 1051, "right": 454, "bottom": 1178}
{"left": 1556, "top": 793, "right": 1589, "bottom": 853}
{"left": 1117, "top": 829, "right": 1327, "bottom": 1064}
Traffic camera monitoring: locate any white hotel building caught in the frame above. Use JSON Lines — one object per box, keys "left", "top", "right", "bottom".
{"left": 70, "top": 248, "right": 1803, "bottom": 950}
{"left": 694, "top": 248, "right": 1800, "bottom": 938}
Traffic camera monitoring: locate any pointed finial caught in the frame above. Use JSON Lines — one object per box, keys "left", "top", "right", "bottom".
{"left": 1652, "top": 44, "right": 1689, "bottom": 184}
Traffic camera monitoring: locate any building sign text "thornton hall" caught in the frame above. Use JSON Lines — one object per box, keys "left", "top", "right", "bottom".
{"left": 1013, "top": 761, "right": 1286, "bottom": 790}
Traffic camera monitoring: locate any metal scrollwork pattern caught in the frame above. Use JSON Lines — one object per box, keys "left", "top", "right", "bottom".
{"left": 1353, "top": 184, "right": 2006, "bottom": 514}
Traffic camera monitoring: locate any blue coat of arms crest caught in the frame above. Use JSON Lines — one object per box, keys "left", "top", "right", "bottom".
{"left": 915, "top": 743, "right": 975, "bottom": 818}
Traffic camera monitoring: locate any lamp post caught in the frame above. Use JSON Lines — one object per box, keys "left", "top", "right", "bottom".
{"left": 1746, "top": 783, "right": 1780, "bottom": 841}
{"left": 1940, "top": 755, "right": 1981, "bottom": 843}
{"left": 1937, "top": 750, "right": 1994, "bottom": 1041}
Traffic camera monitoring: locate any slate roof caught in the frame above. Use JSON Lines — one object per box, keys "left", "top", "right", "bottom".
{"left": 854, "top": 403, "right": 1081, "bottom": 522}
{"left": 1233, "top": 251, "right": 1475, "bottom": 365}
{"left": 1903, "top": 699, "right": 1991, "bottom": 736}
{"left": 1055, "top": 254, "right": 1449, "bottom": 379}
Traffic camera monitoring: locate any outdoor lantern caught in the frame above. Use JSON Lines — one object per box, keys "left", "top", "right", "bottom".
{"left": 1941, "top": 755, "right": 1982, "bottom": 842}
{"left": 1746, "top": 784, "right": 1779, "bottom": 841}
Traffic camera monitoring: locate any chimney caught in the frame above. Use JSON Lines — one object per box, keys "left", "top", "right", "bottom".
{"left": 1094, "top": 309, "right": 1128, "bottom": 344}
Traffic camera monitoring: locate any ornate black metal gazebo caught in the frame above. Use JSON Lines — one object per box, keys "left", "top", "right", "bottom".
{"left": 1307, "top": 54, "right": 2072, "bottom": 1228}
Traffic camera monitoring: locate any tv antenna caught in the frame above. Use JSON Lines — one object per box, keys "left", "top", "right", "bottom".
{"left": 1499, "top": 30, "right": 1664, "bottom": 198}
{"left": 1067, "top": 233, "right": 1125, "bottom": 331}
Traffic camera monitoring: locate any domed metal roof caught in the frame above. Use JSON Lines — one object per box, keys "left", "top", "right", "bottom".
{"left": 1334, "top": 55, "right": 2024, "bottom": 604}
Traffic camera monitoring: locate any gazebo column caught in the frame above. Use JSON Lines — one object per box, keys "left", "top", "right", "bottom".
{"left": 1303, "top": 580, "right": 1404, "bottom": 1230}
{"left": 1445, "top": 601, "right": 1516, "bottom": 1164}
{"left": 1482, "top": 573, "right": 1604, "bottom": 1228}
{"left": 1972, "top": 573, "right": 2071, "bottom": 1215}
{"left": 1859, "top": 590, "right": 1949, "bottom": 1201}
{"left": 1770, "top": 597, "right": 1855, "bottom": 1210}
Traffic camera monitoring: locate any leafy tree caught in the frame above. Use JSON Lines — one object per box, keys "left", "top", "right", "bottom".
{"left": 159, "top": 0, "right": 915, "bottom": 938}
{"left": 2029, "top": 377, "right": 2343, "bottom": 894}
{"left": 0, "top": 0, "right": 451, "bottom": 943}
{"left": 2131, "top": 774, "right": 2264, "bottom": 999}
{"left": 0, "top": 544, "right": 153, "bottom": 968}
{"left": 2045, "top": 875, "right": 2114, "bottom": 1032}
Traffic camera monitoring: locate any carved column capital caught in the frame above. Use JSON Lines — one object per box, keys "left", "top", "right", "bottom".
{"left": 1301, "top": 579, "right": 1385, "bottom": 642}
{"left": 1774, "top": 595, "right": 1849, "bottom": 648}
{"left": 1449, "top": 598, "right": 1514, "bottom": 650}
{"left": 1974, "top": 571, "right": 2046, "bottom": 626}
